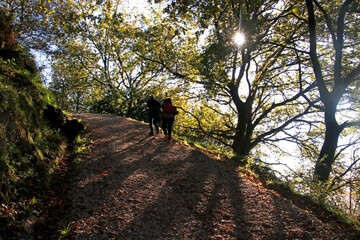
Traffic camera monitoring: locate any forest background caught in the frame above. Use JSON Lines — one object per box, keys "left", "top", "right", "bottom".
{"left": 1, "top": 0, "right": 360, "bottom": 227}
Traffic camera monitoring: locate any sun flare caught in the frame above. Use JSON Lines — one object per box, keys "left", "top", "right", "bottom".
{"left": 234, "top": 32, "right": 245, "bottom": 46}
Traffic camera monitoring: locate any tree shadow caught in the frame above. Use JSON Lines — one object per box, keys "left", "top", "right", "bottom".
{"left": 67, "top": 113, "right": 251, "bottom": 239}
{"left": 118, "top": 149, "right": 250, "bottom": 239}
{"left": 66, "top": 113, "right": 349, "bottom": 240}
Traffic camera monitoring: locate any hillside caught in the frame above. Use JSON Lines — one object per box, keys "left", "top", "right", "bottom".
{"left": 35, "top": 112, "right": 360, "bottom": 239}
{"left": 0, "top": 10, "right": 84, "bottom": 237}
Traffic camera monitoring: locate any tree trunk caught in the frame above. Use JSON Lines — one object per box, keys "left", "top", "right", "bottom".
{"left": 228, "top": 83, "right": 254, "bottom": 162}
{"left": 313, "top": 106, "right": 341, "bottom": 182}
{"left": 231, "top": 100, "right": 254, "bottom": 162}
{"left": 75, "top": 92, "right": 81, "bottom": 112}
{"left": 232, "top": 114, "right": 252, "bottom": 158}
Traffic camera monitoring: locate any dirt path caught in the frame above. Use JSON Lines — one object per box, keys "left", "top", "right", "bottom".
{"left": 65, "top": 112, "right": 357, "bottom": 239}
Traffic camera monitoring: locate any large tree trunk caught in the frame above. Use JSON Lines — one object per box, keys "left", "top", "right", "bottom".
{"left": 232, "top": 113, "right": 252, "bottom": 158}
{"left": 305, "top": 0, "right": 349, "bottom": 183}
{"left": 313, "top": 105, "right": 341, "bottom": 182}
{"left": 229, "top": 82, "right": 254, "bottom": 161}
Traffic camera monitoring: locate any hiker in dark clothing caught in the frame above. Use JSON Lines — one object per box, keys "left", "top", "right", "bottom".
{"left": 161, "top": 97, "right": 179, "bottom": 141}
{"left": 147, "top": 96, "right": 161, "bottom": 136}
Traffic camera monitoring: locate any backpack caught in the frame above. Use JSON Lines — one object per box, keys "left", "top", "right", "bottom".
{"left": 163, "top": 102, "right": 175, "bottom": 113}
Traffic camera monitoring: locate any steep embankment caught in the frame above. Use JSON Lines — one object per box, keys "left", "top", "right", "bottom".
{"left": 0, "top": 10, "right": 81, "bottom": 238}
{"left": 55, "top": 112, "right": 359, "bottom": 240}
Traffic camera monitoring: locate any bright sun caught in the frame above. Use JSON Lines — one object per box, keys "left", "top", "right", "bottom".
{"left": 234, "top": 32, "right": 245, "bottom": 46}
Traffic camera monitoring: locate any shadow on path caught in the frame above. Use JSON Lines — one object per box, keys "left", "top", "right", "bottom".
{"left": 65, "top": 113, "right": 346, "bottom": 240}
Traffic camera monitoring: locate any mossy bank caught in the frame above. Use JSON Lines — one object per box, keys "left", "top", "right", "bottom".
{"left": 0, "top": 9, "right": 83, "bottom": 238}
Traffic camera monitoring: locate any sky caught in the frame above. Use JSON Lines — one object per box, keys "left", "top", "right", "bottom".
{"left": 122, "top": 0, "right": 151, "bottom": 14}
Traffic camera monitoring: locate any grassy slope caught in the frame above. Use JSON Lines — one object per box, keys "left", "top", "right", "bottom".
{"left": 0, "top": 24, "right": 66, "bottom": 238}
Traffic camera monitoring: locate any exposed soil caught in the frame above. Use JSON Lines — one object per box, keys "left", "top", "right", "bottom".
{"left": 46, "top": 112, "right": 360, "bottom": 239}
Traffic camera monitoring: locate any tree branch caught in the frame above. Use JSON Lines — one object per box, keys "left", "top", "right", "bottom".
{"left": 305, "top": 0, "right": 329, "bottom": 99}
{"left": 341, "top": 120, "right": 360, "bottom": 130}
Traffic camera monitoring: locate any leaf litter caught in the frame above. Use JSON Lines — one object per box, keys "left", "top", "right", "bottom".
{"left": 48, "top": 113, "right": 360, "bottom": 239}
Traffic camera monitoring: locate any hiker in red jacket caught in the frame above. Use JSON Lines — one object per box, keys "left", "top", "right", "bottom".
{"left": 161, "top": 97, "right": 179, "bottom": 141}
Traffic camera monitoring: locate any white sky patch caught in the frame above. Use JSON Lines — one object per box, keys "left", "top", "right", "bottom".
{"left": 122, "top": 0, "right": 151, "bottom": 14}
{"left": 31, "top": 49, "right": 52, "bottom": 85}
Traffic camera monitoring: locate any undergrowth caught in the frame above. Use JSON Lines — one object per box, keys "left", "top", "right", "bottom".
{"left": 238, "top": 157, "right": 360, "bottom": 233}
{"left": 0, "top": 9, "right": 76, "bottom": 238}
